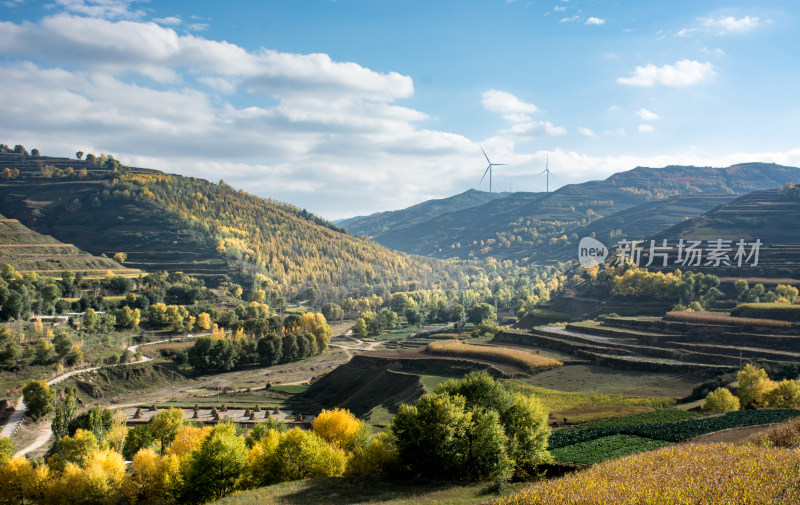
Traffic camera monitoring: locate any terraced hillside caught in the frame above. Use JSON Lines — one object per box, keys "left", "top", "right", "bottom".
{"left": 0, "top": 149, "right": 478, "bottom": 300}
{"left": 494, "top": 314, "right": 800, "bottom": 377}
{"left": 0, "top": 213, "right": 136, "bottom": 277}
{"left": 340, "top": 163, "right": 800, "bottom": 261}
{"left": 651, "top": 188, "right": 800, "bottom": 278}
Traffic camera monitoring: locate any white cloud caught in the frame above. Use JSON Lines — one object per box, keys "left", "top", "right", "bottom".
{"left": 560, "top": 15, "right": 580, "bottom": 23}
{"left": 617, "top": 59, "right": 715, "bottom": 87}
{"left": 585, "top": 17, "right": 605, "bottom": 25}
{"left": 700, "top": 15, "right": 762, "bottom": 34}
{"left": 638, "top": 124, "right": 655, "bottom": 133}
{"left": 481, "top": 89, "right": 539, "bottom": 121}
{"left": 554, "top": 6, "right": 566, "bottom": 12}
{"left": 152, "top": 16, "right": 182, "bottom": 26}
{"left": 577, "top": 127, "right": 597, "bottom": 138}
{"left": 52, "top": 0, "right": 144, "bottom": 19}
{"left": 676, "top": 27, "right": 696, "bottom": 37}
{"left": 501, "top": 121, "right": 566, "bottom": 140}
{"left": 636, "top": 108, "right": 660, "bottom": 121}
{"left": 603, "top": 127, "right": 626, "bottom": 136}
{"left": 701, "top": 47, "right": 726, "bottom": 57}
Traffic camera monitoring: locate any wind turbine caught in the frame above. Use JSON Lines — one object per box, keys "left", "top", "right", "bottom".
{"left": 539, "top": 155, "right": 554, "bottom": 192}
{"left": 479, "top": 146, "right": 507, "bottom": 193}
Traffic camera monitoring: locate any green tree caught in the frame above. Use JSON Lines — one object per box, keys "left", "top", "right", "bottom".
{"left": 83, "top": 308, "right": 100, "bottom": 331}
{"left": 405, "top": 307, "right": 423, "bottom": 328}
{"left": 76, "top": 151, "right": 84, "bottom": 160}
{"left": 52, "top": 331, "right": 72, "bottom": 359}
{"left": 183, "top": 422, "right": 247, "bottom": 502}
{"left": 766, "top": 380, "right": 800, "bottom": 409}
{"left": 737, "top": 364, "right": 774, "bottom": 409}
{"left": 353, "top": 318, "right": 367, "bottom": 338}
{"left": 469, "top": 303, "right": 496, "bottom": 324}
{"left": 34, "top": 337, "right": 54, "bottom": 364}
{"left": 22, "top": 380, "right": 55, "bottom": 420}
{"left": 733, "top": 280, "right": 749, "bottom": 300}
{"left": 122, "top": 425, "right": 155, "bottom": 460}
{"left": 40, "top": 283, "right": 61, "bottom": 314}
{"left": 52, "top": 387, "right": 78, "bottom": 441}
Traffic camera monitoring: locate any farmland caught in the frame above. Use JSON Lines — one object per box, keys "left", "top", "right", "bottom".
{"left": 426, "top": 339, "right": 562, "bottom": 372}
{"left": 497, "top": 443, "right": 800, "bottom": 505}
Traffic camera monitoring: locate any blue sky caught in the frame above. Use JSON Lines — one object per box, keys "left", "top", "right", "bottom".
{"left": 1, "top": 0, "right": 798, "bottom": 219}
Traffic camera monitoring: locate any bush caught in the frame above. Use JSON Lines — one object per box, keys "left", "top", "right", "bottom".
{"left": 702, "top": 387, "right": 740, "bottom": 413}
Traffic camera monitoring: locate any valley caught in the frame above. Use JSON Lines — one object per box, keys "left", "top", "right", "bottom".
{"left": 2, "top": 148, "right": 800, "bottom": 505}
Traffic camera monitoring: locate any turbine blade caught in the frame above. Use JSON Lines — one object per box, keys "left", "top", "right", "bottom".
{"left": 539, "top": 169, "right": 547, "bottom": 175}
{"left": 479, "top": 165, "right": 490, "bottom": 184}
{"left": 492, "top": 163, "right": 508, "bottom": 166}
{"left": 480, "top": 145, "right": 491, "bottom": 164}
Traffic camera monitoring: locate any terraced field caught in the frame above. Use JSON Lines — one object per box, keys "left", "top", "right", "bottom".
{"left": 495, "top": 313, "right": 800, "bottom": 377}
{"left": 0, "top": 214, "right": 137, "bottom": 276}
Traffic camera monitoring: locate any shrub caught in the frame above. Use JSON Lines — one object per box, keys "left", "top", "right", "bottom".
{"left": 702, "top": 387, "right": 740, "bottom": 413}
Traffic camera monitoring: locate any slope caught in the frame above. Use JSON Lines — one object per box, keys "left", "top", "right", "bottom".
{"left": 649, "top": 187, "right": 800, "bottom": 278}
{"left": 0, "top": 212, "right": 136, "bottom": 277}
{"left": 0, "top": 149, "right": 472, "bottom": 300}
{"left": 340, "top": 163, "right": 800, "bottom": 262}
{"left": 336, "top": 188, "right": 508, "bottom": 237}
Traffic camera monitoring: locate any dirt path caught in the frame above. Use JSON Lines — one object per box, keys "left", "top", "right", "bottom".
{"left": 683, "top": 423, "right": 779, "bottom": 445}
{"left": 5, "top": 332, "right": 204, "bottom": 456}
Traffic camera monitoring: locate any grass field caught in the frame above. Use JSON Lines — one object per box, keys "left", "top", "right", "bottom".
{"left": 516, "top": 364, "right": 700, "bottom": 398}
{"left": 270, "top": 384, "right": 309, "bottom": 394}
{"left": 212, "top": 476, "right": 527, "bottom": 505}
{"left": 504, "top": 382, "right": 674, "bottom": 414}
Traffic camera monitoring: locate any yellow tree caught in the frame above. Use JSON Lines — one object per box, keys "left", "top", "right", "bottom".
{"left": 312, "top": 408, "right": 367, "bottom": 451}
{"left": 702, "top": 387, "right": 740, "bottom": 413}
{"left": 737, "top": 364, "right": 775, "bottom": 409}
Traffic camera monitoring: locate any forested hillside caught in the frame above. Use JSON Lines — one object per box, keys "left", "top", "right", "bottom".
{"left": 0, "top": 148, "right": 562, "bottom": 306}
{"left": 340, "top": 163, "right": 800, "bottom": 262}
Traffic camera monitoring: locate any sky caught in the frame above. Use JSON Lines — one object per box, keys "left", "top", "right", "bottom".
{"left": 1, "top": 0, "right": 799, "bottom": 220}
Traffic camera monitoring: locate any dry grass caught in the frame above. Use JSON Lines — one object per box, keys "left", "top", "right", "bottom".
{"left": 664, "top": 311, "right": 791, "bottom": 327}
{"left": 426, "top": 340, "right": 562, "bottom": 372}
{"left": 497, "top": 443, "right": 800, "bottom": 505}
{"left": 748, "top": 417, "right": 800, "bottom": 448}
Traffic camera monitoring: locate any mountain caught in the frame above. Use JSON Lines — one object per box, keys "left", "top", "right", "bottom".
{"left": 0, "top": 150, "right": 475, "bottom": 301}
{"left": 336, "top": 189, "right": 508, "bottom": 237}
{"left": 338, "top": 163, "right": 800, "bottom": 262}
{"left": 648, "top": 187, "right": 800, "bottom": 278}
{"left": 0, "top": 212, "right": 136, "bottom": 277}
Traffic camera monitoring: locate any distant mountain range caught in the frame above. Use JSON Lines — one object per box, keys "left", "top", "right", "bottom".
{"left": 337, "top": 163, "right": 800, "bottom": 264}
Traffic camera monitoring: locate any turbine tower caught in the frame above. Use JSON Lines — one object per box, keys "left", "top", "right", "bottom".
{"left": 539, "top": 155, "right": 554, "bottom": 192}
{"left": 479, "top": 146, "right": 507, "bottom": 193}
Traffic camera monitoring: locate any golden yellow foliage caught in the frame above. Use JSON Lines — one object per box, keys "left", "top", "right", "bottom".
{"left": 498, "top": 444, "right": 800, "bottom": 505}
{"left": 196, "top": 312, "right": 212, "bottom": 331}
{"left": 47, "top": 449, "right": 126, "bottom": 505}
{"left": 122, "top": 448, "right": 183, "bottom": 505}
{"left": 312, "top": 408, "right": 365, "bottom": 451}
{"left": 701, "top": 387, "right": 740, "bottom": 413}
{"left": 167, "top": 425, "right": 212, "bottom": 459}
{"left": 0, "top": 456, "right": 49, "bottom": 504}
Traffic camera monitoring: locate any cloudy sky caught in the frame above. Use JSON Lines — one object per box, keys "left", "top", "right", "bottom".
{"left": 1, "top": 0, "right": 799, "bottom": 219}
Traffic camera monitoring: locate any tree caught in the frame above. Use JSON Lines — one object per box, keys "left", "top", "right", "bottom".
{"left": 53, "top": 331, "right": 72, "bottom": 359}
{"left": 405, "top": 308, "right": 423, "bottom": 328}
{"left": 113, "top": 252, "right": 127, "bottom": 264}
{"left": 83, "top": 308, "right": 100, "bottom": 332}
{"left": 469, "top": 302, "right": 496, "bottom": 324}
{"left": 321, "top": 303, "right": 344, "bottom": 323}
{"left": 52, "top": 387, "right": 78, "bottom": 441}
{"left": 737, "top": 364, "right": 774, "bottom": 409}
{"left": 40, "top": 283, "right": 61, "bottom": 314}
{"left": 183, "top": 422, "right": 247, "bottom": 502}
{"left": 76, "top": 151, "right": 84, "bottom": 160}
{"left": 390, "top": 392, "right": 511, "bottom": 481}
{"left": 702, "top": 387, "right": 740, "bottom": 413}
{"left": 734, "top": 280, "right": 749, "bottom": 300}
{"left": 256, "top": 333, "right": 282, "bottom": 366}
{"left": 150, "top": 408, "right": 185, "bottom": 455}
{"left": 450, "top": 303, "right": 466, "bottom": 323}
{"left": 312, "top": 408, "right": 368, "bottom": 451}
{"left": 776, "top": 284, "right": 799, "bottom": 303}
{"left": 352, "top": 318, "right": 367, "bottom": 338}
{"left": 22, "top": 380, "right": 55, "bottom": 420}
{"left": 34, "top": 337, "right": 54, "bottom": 364}
{"left": 766, "top": 379, "right": 800, "bottom": 409}
{"left": 196, "top": 312, "right": 212, "bottom": 331}
{"left": 0, "top": 435, "right": 13, "bottom": 466}
{"left": 31, "top": 148, "right": 40, "bottom": 156}
{"left": 246, "top": 428, "right": 347, "bottom": 487}
{"left": 122, "top": 425, "right": 155, "bottom": 460}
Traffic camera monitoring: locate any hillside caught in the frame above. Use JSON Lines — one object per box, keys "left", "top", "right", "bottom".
{"left": 650, "top": 187, "right": 800, "bottom": 278}
{"left": 0, "top": 149, "right": 496, "bottom": 302}
{"left": 0, "top": 212, "right": 136, "bottom": 277}
{"left": 339, "top": 163, "right": 800, "bottom": 262}
{"left": 336, "top": 188, "right": 508, "bottom": 237}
